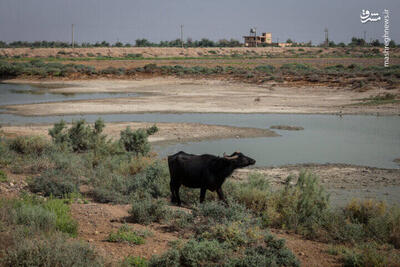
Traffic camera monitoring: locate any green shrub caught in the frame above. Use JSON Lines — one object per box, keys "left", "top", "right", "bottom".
{"left": 225, "top": 172, "right": 270, "bottom": 213}
{"left": 192, "top": 200, "right": 251, "bottom": 225}
{"left": 49, "top": 118, "right": 109, "bottom": 153}
{"left": 130, "top": 160, "right": 170, "bottom": 198}
{"left": 91, "top": 185, "right": 127, "bottom": 204}
{"left": 150, "top": 239, "right": 226, "bottom": 267}
{"left": 344, "top": 199, "right": 386, "bottom": 225}
{"left": 0, "top": 169, "right": 7, "bottom": 182}
{"left": 280, "top": 63, "right": 314, "bottom": 72}
{"left": 0, "top": 61, "right": 20, "bottom": 77}
{"left": 347, "top": 63, "right": 363, "bottom": 71}
{"left": 121, "top": 256, "right": 148, "bottom": 267}
{"left": 100, "top": 66, "right": 125, "bottom": 75}
{"left": 341, "top": 243, "right": 389, "bottom": 267}
{"left": 14, "top": 203, "right": 57, "bottom": 232}
{"left": 48, "top": 119, "right": 69, "bottom": 147}
{"left": 1, "top": 196, "right": 77, "bottom": 236}
{"left": 119, "top": 125, "right": 158, "bottom": 156}
{"left": 129, "top": 197, "right": 170, "bottom": 225}
{"left": 143, "top": 64, "right": 158, "bottom": 73}
{"left": 200, "top": 221, "right": 261, "bottom": 248}
{"left": 126, "top": 53, "right": 143, "bottom": 58}
{"left": 325, "top": 64, "right": 345, "bottom": 72}
{"left": 227, "top": 234, "right": 300, "bottom": 267}
{"left": 43, "top": 198, "right": 78, "bottom": 237}
{"left": 107, "top": 225, "right": 145, "bottom": 245}
{"left": 150, "top": 235, "right": 299, "bottom": 267}
{"left": 28, "top": 170, "right": 79, "bottom": 198}
{"left": 8, "top": 136, "right": 52, "bottom": 156}
{"left": 68, "top": 119, "right": 101, "bottom": 152}
{"left": 318, "top": 210, "right": 364, "bottom": 243}
{"left": 263, "top": 172, "right": 329, "bottom": 235}
{"left": 1, "top": 234, "right": 103, "bottom": 267}
{"left": 0, "top": 139, "right": 15, "bottom": 167}
{"left": 91, "top": 159, "right": 169, "bottom": 204}
{"left": 254, "top": 64, "right": 275, "bottom": 73}
{"left": 0, "top": 60, "right": 101, "bottom": 78}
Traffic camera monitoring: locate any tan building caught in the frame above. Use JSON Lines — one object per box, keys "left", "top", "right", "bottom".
{"left": 243, "top": 32, "right": 272, "bottom": 47}
{"left": 278, "top": 42, "right": 293, "bottom": 47}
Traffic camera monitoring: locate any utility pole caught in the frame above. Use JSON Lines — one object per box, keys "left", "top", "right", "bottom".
{"left": 324, "top": 27, "right": 329, "bottom": 47}
{"left": 71, "top": 24, "right": 74, "bottom": 48}
{"left": 254, "top": 27, "right": 257, "bottom": 47}
{"left": 363, "top": 30, "right": 367, "bottom": 44}
{"left": 180, "top": 24, "right": 184, "bottom": 48}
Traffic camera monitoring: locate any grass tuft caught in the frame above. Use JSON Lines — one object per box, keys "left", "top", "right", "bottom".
{"left": 107, "top": 225, "right": 145, "bottom": 245}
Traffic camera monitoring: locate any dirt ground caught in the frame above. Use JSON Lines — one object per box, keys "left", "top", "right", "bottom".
{"left": 68, "top": 201, "right": 341, "bottom": 267}
{"left": 69, "top": 202, "right": 180, "bottom": 264}
{"left": 0, "top": 121, "right": 278, "bottom": 145}
{"left": 3, "top": 78, "right": 399, "bottom": 116}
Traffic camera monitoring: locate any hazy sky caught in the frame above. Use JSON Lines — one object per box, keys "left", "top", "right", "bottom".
{"left": 0, "top": 0, "right": 399, "bottom": 45}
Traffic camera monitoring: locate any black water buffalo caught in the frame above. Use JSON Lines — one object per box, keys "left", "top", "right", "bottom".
{"left": 168, "top": 151, "right": 256, "bottom": 205}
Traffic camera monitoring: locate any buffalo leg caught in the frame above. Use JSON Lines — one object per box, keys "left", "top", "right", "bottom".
{"left": 200, "top": 188, "right": 207, "bottom": 203}
{"left": 174, "top": 186, "right": 181, "bottom": 206}
{"left": 170, "top": 182, "right": 177, "bottom": 203}
{"left": 217, "top": 187, "right": 226, "bottom": 202}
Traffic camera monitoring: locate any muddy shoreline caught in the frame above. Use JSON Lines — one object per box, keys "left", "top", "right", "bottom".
{"left": 234, "top": 163, "right": 400, "bottom": 206}
{"left": 2, "top": 78, "right": 399, "bottom": 116}
{"left": 0, "top": 121, "right": 278, "bottom": 145}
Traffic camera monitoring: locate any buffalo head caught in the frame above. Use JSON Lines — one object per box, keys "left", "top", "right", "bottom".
{"left": 223, "top": 151, "right": 256, "bottom": 168}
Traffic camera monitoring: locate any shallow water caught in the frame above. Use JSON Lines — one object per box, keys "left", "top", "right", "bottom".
{"left": 328, "top": 186, "right": 400, "bottom": 207}
{"left": 0, "top": 83, "right": 138, "bottom": 105}
{"left": 0, "top": 112, "right": 399, "bottom": 169}
{"left": 155, "top": 113, "right": 400, "bottom": 169}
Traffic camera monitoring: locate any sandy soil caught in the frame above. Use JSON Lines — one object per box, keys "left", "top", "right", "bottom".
{"left": 0, "top": 121, "right": 278, "bottom": 145}
{"left": 3, "top": 78, "right": 399, "bottom": 116}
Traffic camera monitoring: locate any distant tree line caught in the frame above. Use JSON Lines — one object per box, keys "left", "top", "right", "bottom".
{"left": 0, "top": 37, "right": 397, "bottom": 48}
{"left": 0, "top": 38, "right": 242, "bottom": 48}
{"left": 325, "top": 37, "right": 397, "bottom": 48}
